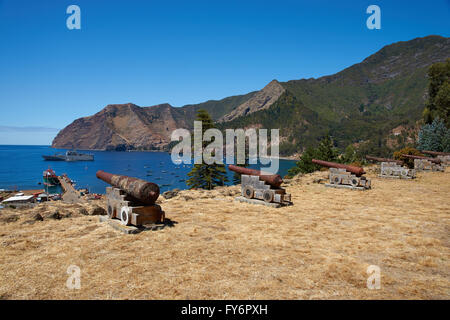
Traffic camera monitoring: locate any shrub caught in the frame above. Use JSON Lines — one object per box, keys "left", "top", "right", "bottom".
{"left": 393, "top": 147, "right": 422, "bottom": 168}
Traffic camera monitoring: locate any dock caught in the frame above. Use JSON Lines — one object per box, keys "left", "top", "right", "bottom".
{"left": 58, "top": 175, "right": 81, "bottom": 204}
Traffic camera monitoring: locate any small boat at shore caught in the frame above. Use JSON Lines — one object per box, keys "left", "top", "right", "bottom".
{"left": 43, "top": 150, "right": 94, "bottom": 162}
{"left": 43, "top": 168, "right": 60, "bottom": 186}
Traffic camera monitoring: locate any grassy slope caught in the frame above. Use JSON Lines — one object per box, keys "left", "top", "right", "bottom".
{"left": 0, "top": 168, "right": 448, "bottom": 299}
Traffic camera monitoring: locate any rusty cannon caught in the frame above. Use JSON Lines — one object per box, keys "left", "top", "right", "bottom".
{"left": 228, "top": 165, "right": 292, "bottom": 207}
{"left": 401, "top": 154, "right": 441, "bottom": 164}
{"left": 311, "top": 159, "right": 371, "bottom": 190}
{"left": 228, "top": 164, "right": 283, "bottom": 188}
{"left": 420, "top": 150, "right": 450, "bottom": 156}
{"left": 401, "top": 155, "right": 445, "bottom": 172}
{"left": 365, "top": 155, "right": 415, "bottom": 179}
{"left": 96, "top": 170, "right": 165, "bottom": 226}
{"left": 420, "top": 150, "right": 450, "bottom": 166}
{"left": 365, "top": 155, "right": 403, "bottom": 165}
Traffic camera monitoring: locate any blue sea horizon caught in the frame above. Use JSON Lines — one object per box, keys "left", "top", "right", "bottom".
{"left": 0, "top": 145, "right": 297, "bottom": 194}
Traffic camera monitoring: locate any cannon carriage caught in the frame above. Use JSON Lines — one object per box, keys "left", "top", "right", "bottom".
{"left": 96, "top": 170, "right": 165, "bottom": 226}
{"left": 312, "top": 159, "right": 371, "bottom": 190}
{"left": 420, "top": 150, "right": 450, "bottom": 167}
{"left": 379, "top": 162, "right": 415, "bottom": 179}
{"left": 401, "top": 154, "right": 445, "bottom": 172}
{"left": 365, "top": 155, "right": 415, "bottom": 179}
{"left": 229, "top": 165, "right": 292, "bottom": 207}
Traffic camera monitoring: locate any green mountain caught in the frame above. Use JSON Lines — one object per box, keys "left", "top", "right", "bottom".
{"left": 54, "top": 35, "right": 450, "bottom": 155}
{"left": 218, "top": 35, "right": 450, "bottom": 156}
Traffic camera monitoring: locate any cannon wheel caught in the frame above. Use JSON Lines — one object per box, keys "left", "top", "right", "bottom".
{"left": 332, "top": 175, "right": 341, "bottom": 184}
{"left": 107, "top": 204, "right": 115, "bottom": 219}
{"left": 120, "top": 206, "right": 130, "bottom": 226}
{"left": 243, "top": 186, "right": 254, "bottom": 199}
{"left": 401, "top": 169, "right": 409, "bottom": 177}
{"left": 263, "top": 190, "right": 274, "bottom": 203}
{"left": 350, "top": 178, "right": 359, "bottom": 187}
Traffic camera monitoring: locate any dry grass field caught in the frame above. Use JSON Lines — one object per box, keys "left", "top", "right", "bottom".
{"left": 0, "top": 167, "right": 449, "bottom": 299}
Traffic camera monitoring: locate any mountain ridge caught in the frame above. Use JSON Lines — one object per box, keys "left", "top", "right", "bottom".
{"left": 52, "top": 35, "right": 450, "bottom": 154}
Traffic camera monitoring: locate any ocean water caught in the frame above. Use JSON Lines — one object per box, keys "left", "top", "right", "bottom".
{"left": 0, "top": 145, "right": 297, "bottom": 194}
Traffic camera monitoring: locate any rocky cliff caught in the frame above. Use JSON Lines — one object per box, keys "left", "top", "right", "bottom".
{"left": 52, "top": 103, "right": 190, "bottom": 151}
{"left": 219, "top": 80, "right": 285, "bottom": 122}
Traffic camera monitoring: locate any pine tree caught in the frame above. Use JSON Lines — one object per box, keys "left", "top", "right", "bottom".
{"left": 186, "top": 109, "right": 229, "bottom": 190}
{"left": 287, "top": 135, "right": 339, "bottom": 176}
{"left": 340, "top": 144, "right": 358, "bottom": 164}
{"left": 423, "top": 58, "right": 450, "bottom": 126}
{"left": 316, "top": 134, "right": 339, "bottom": 162}
{"left": 418, "top": 118, "right": 450, "bottom": 152}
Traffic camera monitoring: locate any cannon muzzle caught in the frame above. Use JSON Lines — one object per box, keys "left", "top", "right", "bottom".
{"left": 228, "top": 164, "right": 283, "bottom": 188}
{"left": 311, "top": 159, "right": 366, "bottom": 176}
{"left": 401, "top": 154, "right": 441, "bottom": 164}
{"left": 96, "top": 170, "right": 160, "bottom": 205}
{"left": 366, "top": 155, "right": 403, "bottom": 165}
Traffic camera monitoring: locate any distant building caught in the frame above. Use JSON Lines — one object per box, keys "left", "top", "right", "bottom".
{"left": 2, "top": 195, "right": 35, "bottom": 208}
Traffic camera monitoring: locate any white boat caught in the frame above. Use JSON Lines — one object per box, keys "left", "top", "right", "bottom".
{"left": 43, "top": 150, "right": 94, "bottom": 162}
{"left": 65, "top": 150, "right": 94, "bottom": 161}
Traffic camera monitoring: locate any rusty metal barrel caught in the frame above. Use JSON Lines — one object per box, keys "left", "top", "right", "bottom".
{"left": 311, "top": 159, "right": 366, "bottom": 177}
{"left": 96, "top": 170, "right": 160, "bottom": 205}
{"left": 401, "top": 154, "right": 441, "bottom": 164}
{"left": 366, "top": 155, "right": 403, "bottom": 165}
{"left": 228, "top": 164, "right": 283, "bottom": 188}
{"left": 420, "top": 150, "right": 450, "bottom": 157}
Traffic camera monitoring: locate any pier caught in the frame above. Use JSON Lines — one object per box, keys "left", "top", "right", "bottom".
{"left": 58, "top": 175, "right": 81, "bottom": 204}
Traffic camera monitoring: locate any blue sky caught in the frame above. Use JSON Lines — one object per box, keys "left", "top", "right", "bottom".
{"left": 0, "top": 0, "right": 449, "bottom": 145}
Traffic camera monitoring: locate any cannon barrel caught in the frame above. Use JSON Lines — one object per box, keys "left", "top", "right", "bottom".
{"left": 311, "top": 159, "right": 366, "bottom": 176}
{"left": 228, "top": 165, "right": 283, "bottom": 188}
{"left": 96, "top": 170, "right": 160, "bottom": 204}
{"left": 420, "top": 150, "right": 450, "bottom": 157}
{"left": 401, "top": 154, "right": 441, "bottom": 164}
{"left": 366, "top": 155, "right": 403, "bottom": 165}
